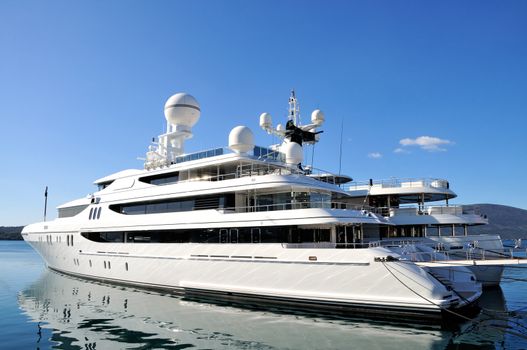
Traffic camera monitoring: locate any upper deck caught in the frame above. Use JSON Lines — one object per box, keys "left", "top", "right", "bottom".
{"left": 345, "top": 178, "right": 457, "bottom": 203}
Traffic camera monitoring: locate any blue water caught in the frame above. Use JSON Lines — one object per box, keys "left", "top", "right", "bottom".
{"left": 1, "top": 241, "right": 527, "bottom": 349}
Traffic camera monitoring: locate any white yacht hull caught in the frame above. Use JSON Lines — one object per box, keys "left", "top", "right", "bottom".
{"left": 22, "top": 232, "right": 478, "bottom": 321}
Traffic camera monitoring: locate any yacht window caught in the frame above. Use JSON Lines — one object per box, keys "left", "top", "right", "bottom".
{"left": 104, "top": 261, "right": 107, "bottom": 269}
{"left": 238, "top": 228, "right": 251, "bottom": 243}
{"left": 230, "top": 229, "right": 239, "bottom": 243}
{"left": 139, "top": 172, "right": 180, "bottom": 186}
{"left": 110, "top": 194, "right": 235, "bottom": 215}
{"left": 125, "top": 262, "right": 128, "bottom": 271}
{"left": 89, "top": 208, "right": 94, "bottom": 220}
{"left": 58, "top": 204, "right": 89, "bottom": 218}
{"left": 82, "top": 232, "right": 124, "bottom": 242}
{"left": 71, "top": 235, "right": 74, "bottom": 246}
{"left": 79, "top": 226, "right": 297, "bottom": 244}
{"left": 251, "top": 228, "right": 261, "bottom": 243}
{"left": 219, "top": 229, "right": 228, "bottom": 243}
{"left": 97, "top": 207, "right": 102, "bottom": 219}
{"left": 97, "top": 181, "right": 114, "bottom": 191}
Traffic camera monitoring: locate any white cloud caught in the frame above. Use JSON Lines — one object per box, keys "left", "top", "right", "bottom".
{"left": 399, "top": 136, "right": 453, "bottom": 152}
{"left": 368, "top": 152, "right": 382, "bottom": 159}
{"left": 393, "top": 148, "right": 409, "bottom": 154}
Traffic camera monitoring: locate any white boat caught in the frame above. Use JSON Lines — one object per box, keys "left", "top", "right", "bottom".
{"left": 22, "top": 91, "right": 482, "bottom": 321}
{"left": 344, "top": 178, "right": 507, "bottom": 286}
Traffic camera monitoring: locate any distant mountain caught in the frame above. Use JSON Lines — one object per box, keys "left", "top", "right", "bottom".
{"left": 470, "top": 204, "right": 527, "bottom": 239}
{"left": 0, "top": 226, "right": 24, "bottom": 240}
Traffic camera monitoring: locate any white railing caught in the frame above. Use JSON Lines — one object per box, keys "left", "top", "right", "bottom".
{"left": 220, "top": 201, "right": 372, "bottom": 213}
{"left": 380, "top": 239, "right": 526, "bottom": 262}
{"left": 344, "top": 178, "right": 450, "bottom": 191}
{"left": 383, "top": 205, "right": 484, "bottom": 217}
{"left": 282, "top": 241, "right": 382, "bottom": 249}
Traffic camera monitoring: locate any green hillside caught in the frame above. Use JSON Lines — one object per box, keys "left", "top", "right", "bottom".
{"left": 0, "top": 226, "right": 24, "bottom": 240}
{"left": 470, "top": 204, "right": 527, "bottom": 239}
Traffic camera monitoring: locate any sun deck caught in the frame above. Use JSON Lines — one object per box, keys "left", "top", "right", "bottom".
{"left": 345, "top": 178, "right": 457, "bottom": 203}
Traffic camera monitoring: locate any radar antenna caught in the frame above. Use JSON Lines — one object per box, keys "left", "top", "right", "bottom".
{"left": 144, "top": 93, "right": 201, "bottom": 170}
{"left": 259, "top": 90, "right": 325, "bottom": 145}
{"left": 288, "top": 89, "right": 300, "bottom": 126}
{"left": 258, "top": 91, "right": 326, "bottom": 166}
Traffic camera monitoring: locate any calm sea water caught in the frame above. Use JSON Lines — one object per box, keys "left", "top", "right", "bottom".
{"left": 1, "top": 241, "right": 527, "bottom": 350}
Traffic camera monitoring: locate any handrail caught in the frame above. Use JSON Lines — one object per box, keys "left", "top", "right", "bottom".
{"left": 282, "top": 241, "right": 381, "bottom": 249}
{"left": 344, "top": 178, "right": 450, "bottom": 191}
{"left": 381, "top": 240, "right": 527, "bottom": 262}
{"left": 386, "top": 205, "right": 483, "bottom": 216}
{"left": 220, "top": 201, "right": 375, "bottom": 213}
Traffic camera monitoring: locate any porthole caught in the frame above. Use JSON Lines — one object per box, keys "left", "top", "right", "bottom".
{"left": 89, "top": 208, "right": 94, "bottom": 220}
{"left": 97, "top": 207, "right": 102, "bottom": 219}
{"left": 71, "top": 235, "right": 74, "bottom": 246}
{"left": 104, "top": 261, "right": 107, "bottom": 269}
{"left": 108, "top": 261, "right": 111, "bottom": 269}
{"left": 89, "top": 260, "right": 92, "bottom": 267}
{"left": 125, "top": 262, "right": 128, "bottom": 271}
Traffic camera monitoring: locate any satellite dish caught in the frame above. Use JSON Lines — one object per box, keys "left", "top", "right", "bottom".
{"left": 229, "top": 126, "right": 254, "bottom": 154}
{"left": 281, "top": 141, "right": 303, "bottom": 164}
{"left": 311, "top": 109, "right": 325, "bottom": 125}
{"left": 164, "top": 93, "right": 201, "bottom": 128}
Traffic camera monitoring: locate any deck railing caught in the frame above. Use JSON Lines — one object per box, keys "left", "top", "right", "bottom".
{"left": 220, "top": 201, "right": 375, "bottom": 213}
{"left": 375, "top": 205, "right": 484, "bottom": 218}
{"left": 282, "top": 241, "right": 382, "bottom": 249}
{"left": 344, "top": 178, "right": 450, "bottom": 191}
{"left": 379, "top": 239, "right": 526, "bottom": 261}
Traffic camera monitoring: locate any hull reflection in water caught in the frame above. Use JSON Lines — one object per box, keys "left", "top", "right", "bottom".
{"left": 19, "top": 270, "right": 451, "bottom": 349}
{"left": 453, "top": 287, "right": 517, "bottom": 348}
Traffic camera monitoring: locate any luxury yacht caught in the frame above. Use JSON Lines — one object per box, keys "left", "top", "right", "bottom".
{"left": 22, "top": 91, "right": 482, "bottom": 321}
{"left": 344, "top": 178, "right": 506, "bottom": 286}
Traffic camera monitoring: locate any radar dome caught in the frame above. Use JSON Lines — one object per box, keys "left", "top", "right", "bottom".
{"left": 281, "top": 141, "right": 303, "bottom": 165}
{"left": 164, "top": 93, "right": 200, "bottom": 128}
{"left": 311, "top": 109, "right": 325, "bottom": 125}
{"left": 229, "top": 126, "right": 254, "bottom": 154}
{"left": 259, "top": 113, "right": 272, "bottom": 130}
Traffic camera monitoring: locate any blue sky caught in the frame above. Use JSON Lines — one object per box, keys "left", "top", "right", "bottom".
{"left": 1, "top": 0, "right": 526, "bottom": 226}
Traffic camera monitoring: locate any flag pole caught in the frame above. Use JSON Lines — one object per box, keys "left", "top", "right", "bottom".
{"left": 44, "top": 186, "right": 48, "bottom": 222}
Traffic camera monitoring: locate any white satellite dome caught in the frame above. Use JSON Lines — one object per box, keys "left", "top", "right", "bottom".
{"left": 164, "top": 93, "right": 201, "bottom": 127}
{"left": 311, "top": 109, "right": 325, "bottom": 125}
{"left": 259, "top": 113, "right": 272, "bottom": 129}
{"left": 281, "top": 141, "right": 303, "bottom": 165}
{"left": 229, "top": 126, "right": 254, "bottom": 154}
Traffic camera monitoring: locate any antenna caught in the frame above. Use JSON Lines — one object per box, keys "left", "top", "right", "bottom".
{"left": 311, "top": 142, "right": 316, "bottom": 170}
{"left": 259, "top": 91, "right": 325, "bottom": 166}
{"left": 145, "top": 93, "right": 201, "bottom": 170}
{"left": 288, "top": 89, "right": 300, "bottom": 125}
{"left": 338, "top": 119, "right": 344, "bottom": 175}
{"left": 43, "top": 186, "right": 48, "bottom": 222}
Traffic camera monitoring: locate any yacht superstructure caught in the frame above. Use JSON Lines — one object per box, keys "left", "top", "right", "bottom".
{"left": 22, "top": 92, "right": 482, "bottom": 321}
{"left": 345, "top": 178, "right": 506, "bottom": 286}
